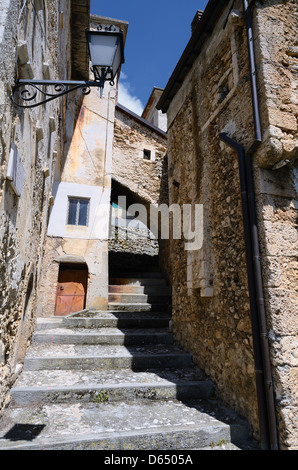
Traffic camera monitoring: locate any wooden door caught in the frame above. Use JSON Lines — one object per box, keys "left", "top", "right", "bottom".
{"left": 54, "top": 265, "right": 88, "bottom": 316}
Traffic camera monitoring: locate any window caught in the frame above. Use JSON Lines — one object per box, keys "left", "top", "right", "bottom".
{"left": 143, "top": 149, "right": 151, "bottom": 160}
{"left": 67, "top": 197, "right": 90, "bottom": 226}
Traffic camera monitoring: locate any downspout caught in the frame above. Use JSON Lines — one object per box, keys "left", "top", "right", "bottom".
{"left": 244, "top": 0, "right": 262, "bottom": 143}
{"left": 245, "top": 148, "right": 279, "bottom": 452}
{"left": 219, "top": 0, "right": 279, "bottom": 450}
{"left": 243, "top": 0, "right": 279, "bottom": 449}
{"left": 218, "top": 134, "right": 270, "bottom": 449}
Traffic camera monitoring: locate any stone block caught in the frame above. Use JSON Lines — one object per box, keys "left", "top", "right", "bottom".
{"left": 258, "top": 168, "right": 297, "bottom": 199}
{"left": 262, "top": 220, "right": 298, "bottom": 257}
{"left": 0, "top": 341, "right": 5, "bottom": 365}
{"left": 265, "top": 288, "right": 298, "bottom": 336}
{"left": 20, "top": 62, "right": 34, "bottom": 80}
{"left": 42, "top": 63, "right": 50, "bottom": 79}
{"left": 18, "top": 41, "right": 29, "bottom": 65}
{"left": 0, "top": 81, "right": 5, "bottom": 106}
{"left": 274, "top": 336, "right": 298, "bottom": 368}
{"left": 268, "top": 108, "right": 297, "bottom": 132}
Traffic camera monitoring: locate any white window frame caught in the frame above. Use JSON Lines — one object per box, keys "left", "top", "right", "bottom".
{"left": 67, "top": 196, "right": 90, "bottom": 226}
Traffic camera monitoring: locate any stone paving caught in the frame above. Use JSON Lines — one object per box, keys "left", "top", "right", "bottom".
{"left": 0, "top": 274, "right": 258, "bottom": 450}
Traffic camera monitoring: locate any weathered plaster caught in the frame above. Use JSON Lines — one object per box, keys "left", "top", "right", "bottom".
{"left": 0, "top": 0, "right": 74, "bottom": 414}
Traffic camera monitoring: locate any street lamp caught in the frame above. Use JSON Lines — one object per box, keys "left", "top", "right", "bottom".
{"left": 86, "top": 25, "right": 124, "bottom": 98}
{"left": 12, "top": 25, "right": 125, "bottom": 108}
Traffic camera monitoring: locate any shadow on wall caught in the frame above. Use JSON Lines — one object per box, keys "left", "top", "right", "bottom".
{"left": 109, "top": 174, "right": 171, "bottom": 282}
{"left": 109, "top": 252, "right": 159, "bottom": 277}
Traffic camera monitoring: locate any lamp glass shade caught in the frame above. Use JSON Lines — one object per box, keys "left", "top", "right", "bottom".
{"left": 86, "top": 30, "right": 124, "bottom": 80}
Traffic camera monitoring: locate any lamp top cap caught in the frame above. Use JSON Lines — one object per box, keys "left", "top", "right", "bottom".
{"left": 97, "top": 24, "right": 121, "bottom": 32}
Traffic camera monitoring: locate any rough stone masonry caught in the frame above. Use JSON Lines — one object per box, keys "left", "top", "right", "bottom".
{"left": 158, "top": 0, "right": 297, "bottom": 449}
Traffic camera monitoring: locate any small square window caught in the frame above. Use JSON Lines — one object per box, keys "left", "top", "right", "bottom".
{"left": 143, "top": 149, "right": 151, "bottom": 160}
{"left": 67, "top": 197, "right": 90, "bottom": 226}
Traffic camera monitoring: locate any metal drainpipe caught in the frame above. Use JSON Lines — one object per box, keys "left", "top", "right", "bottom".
{"left": 244, "top": 145, "right": 279, "bottom": 451}
{"left": 218, "top": 0, "right": 279, "bottom": 450}
{"left": 219, "top": 133, "right": 270, "bottom": 449}
{"left": 243, "top": 0, "right": 279, "bottom": 450}
{"left": 244, "top": 0, "right": 262, "bottom": 143}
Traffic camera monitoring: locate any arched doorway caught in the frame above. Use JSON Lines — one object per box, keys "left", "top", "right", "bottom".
{"left": 54, "top": 263, "right": 88, "bottom": 316}
{"left": 109, "top": 179, "right": 159, "bottom": 278}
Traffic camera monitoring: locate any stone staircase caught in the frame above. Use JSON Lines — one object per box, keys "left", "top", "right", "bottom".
{"left": 0, "top": 271, "right": 255, "bottom": 450}
{"left": 108, "top": 271, "right": 172, "bottom": 312}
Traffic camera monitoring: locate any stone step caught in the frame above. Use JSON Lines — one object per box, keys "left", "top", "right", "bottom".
{"left": 35, "top": 317, "right": 64, "bottom": 329}
{"left": 32, "top": 327, "right": 174, "bottom": 346}
{"left": 23, "top": 344, "right": 193, "bottom": 371}
{"left": 36, "top": 312, "right": 171, "bottom": 330}
{"left": 108, "top": 284, "right": 172, "bottom": 294}
{"left": 0, "top": 398, "right": 249, "bottom": 450}
{"left": 108, "top": 293, "right": 171, "bottom": 304}
{"left": 9, "top": 368, "right": 214, "bottom": 405}
{"left": 108, "top": 303, "right": 170, "bottom": 312}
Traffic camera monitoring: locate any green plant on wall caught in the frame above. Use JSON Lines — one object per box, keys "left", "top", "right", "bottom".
{"left": 93, "top": 390, "right": 109, "bottom": 403}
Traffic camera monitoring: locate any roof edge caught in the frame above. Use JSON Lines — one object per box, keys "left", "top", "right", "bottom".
{"left": 142, "top": 87, "right": 164, "bottom": 119}
{"left": 116, "top": 103, "right": 167, "bottom": 138}
{"left": 157, "top": 0, "right": 228, "bottom": 113}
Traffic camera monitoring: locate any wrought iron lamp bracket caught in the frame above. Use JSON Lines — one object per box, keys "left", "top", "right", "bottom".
{"left": 12, "top": 74, "right": 113, "bottom": 109}
{"left": 12, "top": 24, "right": 123, "bottom": 109}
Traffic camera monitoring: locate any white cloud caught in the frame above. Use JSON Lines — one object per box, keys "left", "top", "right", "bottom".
{"left": 118, "top": 78, "right": 144, "bottom": 116}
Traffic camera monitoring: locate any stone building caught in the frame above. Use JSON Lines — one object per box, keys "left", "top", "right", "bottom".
{"left": 0, "top": 0, "right": 90, "bottom": 414}
{"left": 109, "top": 102, "right": 167, "bottom": 269}
{"left": 0, "top": 0, "right": 297, "bottom": 452}
{"left": 142, "top": 87, "right": 167, "bottom": 132}
{"left": 157, "top": 0, "right": 297, "bottom": 450}
{"left": 0, "top": 0, "right": 168, "bottom": 416}
{"left": 37, "top": 64, "right": 168, "bottom": 317}
{"left": 36, "top": 14, "right": 129, "bottom": 317}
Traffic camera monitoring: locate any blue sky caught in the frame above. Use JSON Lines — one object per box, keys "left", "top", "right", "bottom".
{"left": 90, "top": 0, "right": 209, "bottom": 114}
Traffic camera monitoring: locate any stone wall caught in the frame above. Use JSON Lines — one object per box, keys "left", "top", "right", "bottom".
{"left": 113, "top": 105, "right": 168, "bottom": 208}
{"left": 162, "top": 0, "right": 297, "bottom": 448}
{"left": 109, "top": 224, "right": 159, "bottom": 257}
{"left": 36, "top": 80, "right": 118, "bottom": 315}
{"left": 37, "top": 236, "right": 109, "bottom": 317}
{"left": 36, "top": 16, "right": 129, "bottom": 315}
{"left": 253, "top": 0, "right": 298, "bottom": 168}
{"left": 0, "top": 0, "right": 71, "bottom": 413}
{"left": 252, "top": 0, "right": 298, "bottom": 449}
{"left": 111, "top": 104, "right": 168, "bottom": 274}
